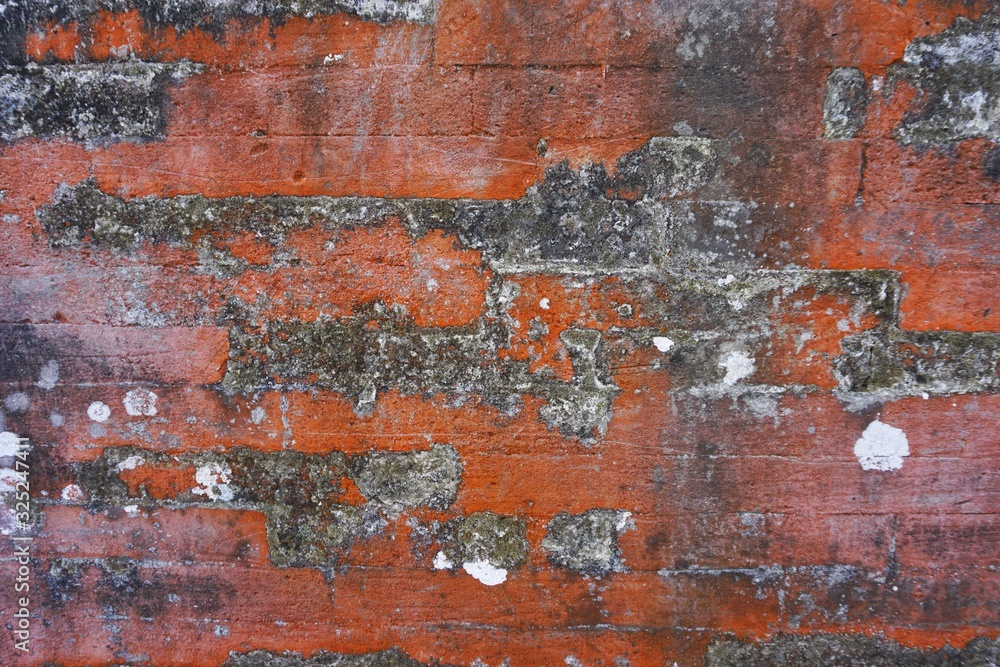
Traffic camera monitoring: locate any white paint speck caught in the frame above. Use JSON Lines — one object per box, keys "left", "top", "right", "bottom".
{"left": 720, "top": 350, "right": 755, "bottom": 385}
{"left": 123, "top": 505, "right": 140, "bottom": 517}
{"left": 717, "top": 274, "right": 737, "bottom": 286}
{"left": 124, "top": 388, "right": 158, "bottom": 417}
{"left": 4, "top": 392, "right": 29, "bottom": 413}
{"left": 49, "top": 412, "right": 65, "bottom": 428}
{"left": 61, "top": 484, "right": 85, "bottom": 501}
{"left": 192, "top": 463, "right": 234, "bottom": 501}
{"left": 87, "top": 401, "right": 111, "bottom": 423}
{"left": 539, "top": 298, "right": 551, "bottom": 310}
{"left": 854, "top": 420, "right": 909, "bottom": 471}
{"left": 652, "top": 336, "right": 674, "bottom": 353}
{"left": 38, "top": 360, "right": 59, "bottom": 390}
{"left": 250, "top": 406, "right": 267, "bottom": 425}
{"left": 433, "top": 551, "right": 454, "bottom": 570}
{"left": 117, "top": 455, "right": 144, "bottom": 472}
{"left": 463, "top": 559, "right": 507, "bottom": 586}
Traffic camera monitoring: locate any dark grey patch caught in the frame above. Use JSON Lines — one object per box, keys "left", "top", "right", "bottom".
{"left": 45, "top": 557, "right": 84, "bottom": 606}
{"left": 226, "top": 647, "right": 446, "bottom": 667}
{"left": 707, "top": 634, "right": 1000, "bottom": 667}
{"left": 890, "top": 13, "right": 1000, "bottom": 144}
{"left": 823, "top": 67, "right": 869, "bottom": 140}
{"left": 0, "top": 61, "right": 200, "bottom": 143}
{"left": 541, "top": 509, "right": 632, "bottom": 575}
{"left": 347, "top": 444, "right": 463, "bottom": 516}
{"left": 984, "top": 145, "right": 1000, "bottom": 180}
{"left": 433, "top": 511, "right": 529, "bottom": 570}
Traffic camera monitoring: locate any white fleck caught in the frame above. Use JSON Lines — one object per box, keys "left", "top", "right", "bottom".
{"left": 565, "top": 657, "right": 584, "bottom": 667}
{"left": 673, "top": 120, "right": 694, "bottom": 136}
{"left": 426, "top": 278, "right": 439, "bottom": 292}
{"left": 38, "top": 360, "right": 59, "bottom": 390}
{"left": 462, "top": 559, "right": 507, "bottom": 586}
{"left": 652, "top": 336, "right": 674, "bottom": 353}
{"left": 117, "top": 455, "right": 144, "bottom": 472}
{"left": 87, "top": 401, "right": 111, "bottom": 423}
{"left": 124, "top": 388, "right": 158, "bottom": 417}
{"left": 61, "top": 484, "right": 85, "bottom": 501}
{"left": 192, "top": 463, "right": 234, "bottom": 501}
{"left": 250, "top": 406, "right": 267, "bottom": 425}
{"left": 921, "top": 392, "right": 930, "bottom": 400}
{"left": 720, "top": 350, "right": 755, "bottom": 385}
{"left": 854, "top": 420, "right": 909, "bottom": 471}
{"left": 615, "top": 511, "right": 632, "bottom": 532}
{"left": 50, "top": 412, "right": 65, "bottom": 428}
{"left": 433, "top": 550, "right": 454, "bottom": 570}
{"left": 123, "top": 505, "right": 140, "bottom": 517}
{"left": 4, "top": 392, "right": 29, "bottom": 413}
{"left": 717, "top": 274, "right": 737, "bottom": 286}
{"left": 213, "top": 625, "right": 229, "bottom": 637}
{"left": 872, "top": 75, "right": 884, "bottom": 92}
{"left": 539, "top": 298, "right": 551, "bottom": 310}
{"left": 0, "top": 431, "right": 24, "bottom": 457}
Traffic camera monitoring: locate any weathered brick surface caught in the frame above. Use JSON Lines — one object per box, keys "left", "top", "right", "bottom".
{"left": 1, "top": 0, "right": 999, "bottom": 665}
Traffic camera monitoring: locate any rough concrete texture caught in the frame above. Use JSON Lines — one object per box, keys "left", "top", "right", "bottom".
{"left": 707, "top": 634, "right": 1000, "bottom": 667}
{"left": 2, "top": 1, "right": 1000, "bottom": 666}
{"left": 541, "top": 509, "right": 632, "bottom": 575}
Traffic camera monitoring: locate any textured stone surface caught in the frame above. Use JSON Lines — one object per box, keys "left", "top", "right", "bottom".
{"left": 1, "top": 3, "right": 998, "bottom": 666}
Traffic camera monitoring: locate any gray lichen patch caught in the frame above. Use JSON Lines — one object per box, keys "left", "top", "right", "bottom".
{"left": 0, "top": 61, "right": 200, "bottom": 143}
{"left": 834, "top": 328, "right": 1000, "bottom": 408}
{"left": 226, "top": 648, "right": 444, "bottom": 667}
{"left": 541, "top": 509, "right": 632, "bottom": 575}
{"left": 706, "top": 634, "right": 1000, "bottom": 667}
{"left": 347, "top": 444, "right": 462, "bottom": 516}
{"left": 38, "top": 136, "right": 730, "bottom": 276}
{"left": 222, "top": 301, "right": 620, "bottom": 442}
{"left": 76, "top": 445, "right": 382, "bottom": 567}
{"left": 824, "top": 67, "right": 869, "bottom": 139}
{"left": 433, "top": 511, "right": 529, "bottom": 570}
{"left": 890, "top": 13, "right": 1000, "bottom": 144}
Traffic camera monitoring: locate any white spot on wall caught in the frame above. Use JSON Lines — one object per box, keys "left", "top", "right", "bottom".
{"left": 61, "top": 484, "right": 85, "bottom": 501}
{"left": 652, "top": 336, "right": 674, "bottom": 353}
{"left": 539, "top": 298, "right": 551, "bottom": 310}
{"left": 720, "top": 350, "right": 755, "bottom": 384}
{"left": 50, "top": 412, "right": 65, "bottom": 428}
{"left": 87, "top": 401, "right": 111, "bottom": 423}
{"left": 250, "top": 406, "right": 267, "bottom": 425}
{"left": 192, "top": 463, "right": 234, "bottom": 501}
{"left": 433, "top": 551, "right": 454, "bottom": 570}
{"left": 124, "top": 388, "right": 158, "bottom": 417}
{"left": 37, "top": 360, "right": 59, "bottom": 390}
{"left": 463, "top": 559, "right": 507, "bottom": 586}
{"left": 854, "top": 420, "right": 910, "bottom": 471}
{"left": 123, "top": 504, "right": 140, "bottom": 517}
{"left": 4, "top": 392, "right": 29, "bottom": 413}
{"left": 117, "top": 455, "right": 144, "bottom": 472}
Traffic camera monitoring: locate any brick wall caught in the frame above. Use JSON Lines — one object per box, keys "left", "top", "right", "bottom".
{"left": 1, "top": 1, "right": 998, "bottom": 665}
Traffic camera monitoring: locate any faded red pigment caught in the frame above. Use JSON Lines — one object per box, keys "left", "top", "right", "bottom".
{"left": 0, "top": 1, "right": 998, "bottom": 666}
